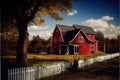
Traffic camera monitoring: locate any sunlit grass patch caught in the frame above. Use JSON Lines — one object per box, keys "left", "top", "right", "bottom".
{"left": 28, "top": 51, "right": 106, "bottom": 61}
{"left": 1, "top": 51, "right": 106, "bottom": 66}
{"left": 1, "top": 51, "right": 106, "bottom": 60}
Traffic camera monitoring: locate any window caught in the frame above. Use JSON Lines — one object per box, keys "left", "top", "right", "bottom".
{"left": 79, "top": 37, "right": 83, "bottom": 42}
{"left": 55, "top": 46, "right": 57, "bottom": 48}
{"left": 58, "top": 37, "right": 61, "bottom": 42}
{"left": 56, "top": 29, "right": 58, "bottom": 32}
{"left": 88, "top": 35, "right": 91, "bottom": 36}
{"left": 90, "top": 45, "right": 94, "bottom": 51}
{"left": 54, "top": 37, "right": 57, "bottom": 42}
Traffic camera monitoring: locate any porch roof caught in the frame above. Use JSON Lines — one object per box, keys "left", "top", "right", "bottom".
{"left": 58, "top": 43, "right": 79, "bottom": 46}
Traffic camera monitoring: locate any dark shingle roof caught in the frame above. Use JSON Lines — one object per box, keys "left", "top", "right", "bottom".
{"left": 56, "top": 24, "right": 96, "bottom": 42}
{"left": 56, "top": 24, "right": 74, "bottom": 32}
{"left": 56, "top": 24, "right": 74, "bottom": 40}
{"left": 65, "top": 29, "right": 80, "bottom": 42}
{"left": 73, "top": 24, "right": 95, "bottom": 34}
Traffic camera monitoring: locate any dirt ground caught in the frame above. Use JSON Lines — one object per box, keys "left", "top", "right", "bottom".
{"left": 40, "top": 57, "right": 119, "bottom": 80}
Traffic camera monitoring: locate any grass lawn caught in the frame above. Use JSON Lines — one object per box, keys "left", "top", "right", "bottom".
{"left": 1, "top": 51, "right": 106, "bottom": 66}
{"left": 1, "top": 51, "right": 105, "bottom": 60}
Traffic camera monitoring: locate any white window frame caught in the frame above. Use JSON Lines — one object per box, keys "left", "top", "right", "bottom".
{"left": 58, "top": 36, "right": 61, "bottom": 42}
{"left": 79, "top": 37, "right": 83, "bottom": 42}
{"left": 90, "top": 45, "right": 94, "bottom": 51}
{"left": 88, "top": 34, "right": 92, "bottom": 36}
{"left": 54, "top": 37, "right": 57, "bottom": 42}
{"left": 56, "top": 29, "right": 58, "bottom": 32}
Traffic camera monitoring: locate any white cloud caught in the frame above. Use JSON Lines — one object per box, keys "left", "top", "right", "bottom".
{"left": 29, "top": 30, "right": 53, "bottom": 40}
{"left": 83, "top": 19, "right": 109, "bottom": 28}
{"left": 28, "top": 25, "right": 52, "bottom": 40}
{"left": 68, "top": 10, "right": 77, "bottom": 16}
{"left": 28, "top": 25, "right": 48, "bottom": 30}
{"left": 82, "top": 15, "right": 120, "bottom": 38}
{"left": 101, "top": 16, "right": 114, "bottom": 21}
{"left": 38, "top": 30, "right": 52, "bottom": 40}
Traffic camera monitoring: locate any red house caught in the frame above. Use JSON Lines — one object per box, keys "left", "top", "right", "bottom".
{"left": 51, "top": 24, "right": 98, "bottom": 54}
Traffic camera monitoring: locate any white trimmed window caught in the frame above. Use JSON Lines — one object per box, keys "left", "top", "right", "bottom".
{"left": 90, "top": 45, "right": 94, "bottom": 51}
{"left": 79, "top": 37, "right": 83, "bottom": 42}
{"left": 58, "top": 37, "right": 61, "bottom": 42}
{"left": 54, "top": 37, "right": 57, "bottom": 42}
{"left": 56, "top": 29, "right": 58, "bottom": 32}
{"left": 88, "top": 35, "right": 92, "bottom": 36}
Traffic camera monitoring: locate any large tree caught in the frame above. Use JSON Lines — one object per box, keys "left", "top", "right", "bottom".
{"left": 1, "top": 0, "right": 80, "bottom": 67}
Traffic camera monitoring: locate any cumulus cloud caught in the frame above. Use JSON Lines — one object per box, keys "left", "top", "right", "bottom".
{"left": 28, "top": 25, "right": 48, "bottom": 30}
{"left": 38, "top": 30, "right": 52, "bottom": 40}
{"left": 29, "top": 30, "right": 53, "bottom": 40}
{"left": 82, "top": 15, "right": 120, "bottom": 38}
{"left": 28, "top": 25, "right": 52, "bottom": 40}
{"left": 101, "top": 16, "right": 114, "bottom": 21}
{"left": 83, "top": 19, "right": 109, "bottom": 28}
{"left": 68, "top": 10, "right": 77, "bottom": 16}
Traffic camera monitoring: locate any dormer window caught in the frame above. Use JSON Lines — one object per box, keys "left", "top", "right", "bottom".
{"left": 79, "top": 37, "right": 83, "bottom": 42}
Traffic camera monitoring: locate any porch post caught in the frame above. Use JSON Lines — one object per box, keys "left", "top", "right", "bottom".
{"left": 74, "top": 46, "right": 75, "bottom": 54}
{"left": 74, "top": 45, "right": 78, "bottom": 54}
{"left": 66, "top": 45, "right": 69, "bottom": 55}
{"left": 58, "top": 45, "right": 61, "bottom": 55}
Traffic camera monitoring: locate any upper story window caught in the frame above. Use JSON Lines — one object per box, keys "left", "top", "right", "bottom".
{"left": 54, "top": 37, "right": 57, "bottom": 42}
{"left": 88, "top": 35, "right": 92, "bottom": 36}
{"left": 90, "top": 45, "right": 94, "bottom": 51}
{"left": 56, "top": 29, "right": 58, "bottom": 32}
{"left": 58, "top": 36, "right": 61, "bottom": 42}
{"left": 79, "top": 37, "right": 83, "bottom": 42}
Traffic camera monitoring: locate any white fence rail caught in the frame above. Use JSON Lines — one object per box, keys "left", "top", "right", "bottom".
{"left": 8, "top": 53, "right": 119, "bottom": 80}
{"left": 78, "top": 53, "right": 119, "bottom": 68}
{"left": 8, "top": 62, "right": 68, "bottom": 80}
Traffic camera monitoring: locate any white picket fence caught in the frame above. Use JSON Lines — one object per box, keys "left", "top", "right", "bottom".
{"left": 8, "top": 53, "right": 119, "bottom": 80}
{"left": 78, "top": 53, "right": 119, "bottom": 68}
{"left": 8, "top": 61, "right": 71, "bottom": 80}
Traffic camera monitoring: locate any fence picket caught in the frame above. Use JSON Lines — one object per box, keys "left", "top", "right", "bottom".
{"left": 8, "top": 53, "right": 119, "bottom": 80}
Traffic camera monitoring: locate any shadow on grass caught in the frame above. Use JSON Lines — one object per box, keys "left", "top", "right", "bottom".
{"left": 40, "top": 57, "right": 119, "bottom": 80}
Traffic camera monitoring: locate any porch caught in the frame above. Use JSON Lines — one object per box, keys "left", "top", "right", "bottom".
{"left": 58, "top": 43, "right": 79, "bottom": 55}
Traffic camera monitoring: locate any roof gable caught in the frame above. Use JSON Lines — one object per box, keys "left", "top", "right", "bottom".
{"left": 64, "top": 29, "right": 80, "bottom": 42}
{"left": 73, "top": 24, "right": 95, "bottom": 34}
{"left": 56, "top": 24, "right": 74, "bottom": 41}
{"left": 55, "top": 24, "right": 96, "bottom": 43}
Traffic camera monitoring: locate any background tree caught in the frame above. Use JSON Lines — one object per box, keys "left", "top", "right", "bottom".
{"left": 105, "top": 38, "right": 111, "bottom": 53}
{"left": 1, "top": 0, "right": 80, "bottom": 66}
{"left": 95, "top": 31, "right": 105, "bottom": 52}
{"left": 28, "top": 35, "right": 49, "bottom": 53}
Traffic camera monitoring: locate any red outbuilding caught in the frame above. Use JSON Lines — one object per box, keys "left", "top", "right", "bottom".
{"left": 51, "top": 24, "right": 98, "bottom": 54}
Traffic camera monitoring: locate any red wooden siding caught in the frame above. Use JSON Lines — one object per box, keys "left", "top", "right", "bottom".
{"left": 51, "top": 26, "right": 63, "bottom": 53}
{"left": 51, "top": 25, "right": 98, "bottom": 54}
{"left": 86, "top": 34, "right": 95, "bottom": 41}
{"left": 70, "top": 31, "right": 97, "bottom": 54}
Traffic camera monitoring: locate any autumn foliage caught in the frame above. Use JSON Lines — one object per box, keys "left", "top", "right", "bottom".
{"left": 28, "top": 35, "right": 51, "bottom": 53}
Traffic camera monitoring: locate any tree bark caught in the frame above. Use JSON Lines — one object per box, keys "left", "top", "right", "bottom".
{"left": 16, "top": 25, "right": 29, "bottom": 67}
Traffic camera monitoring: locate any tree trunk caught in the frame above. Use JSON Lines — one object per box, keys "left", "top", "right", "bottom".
{"left": 16, "top": 25, "right": 29, "bottom": 67}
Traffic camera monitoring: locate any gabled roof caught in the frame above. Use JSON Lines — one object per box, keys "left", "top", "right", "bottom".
{"left": 56, "top": 24, "right": 74, "bottom": 40}
{"left": 56, "top": 24, "right": 74, "bottom": 32}
{"left": 64, "top": 29, "right": 80, "bottom": 42}
{"left": 73, "top": 24, "right": 95, "bottom": 34}
{"left": 55, "top": 24, "right": 96, "bottom": 43}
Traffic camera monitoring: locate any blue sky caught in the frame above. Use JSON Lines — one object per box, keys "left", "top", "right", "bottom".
{"left": 28, "top": 0, "right": 120, "bottom": 40}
